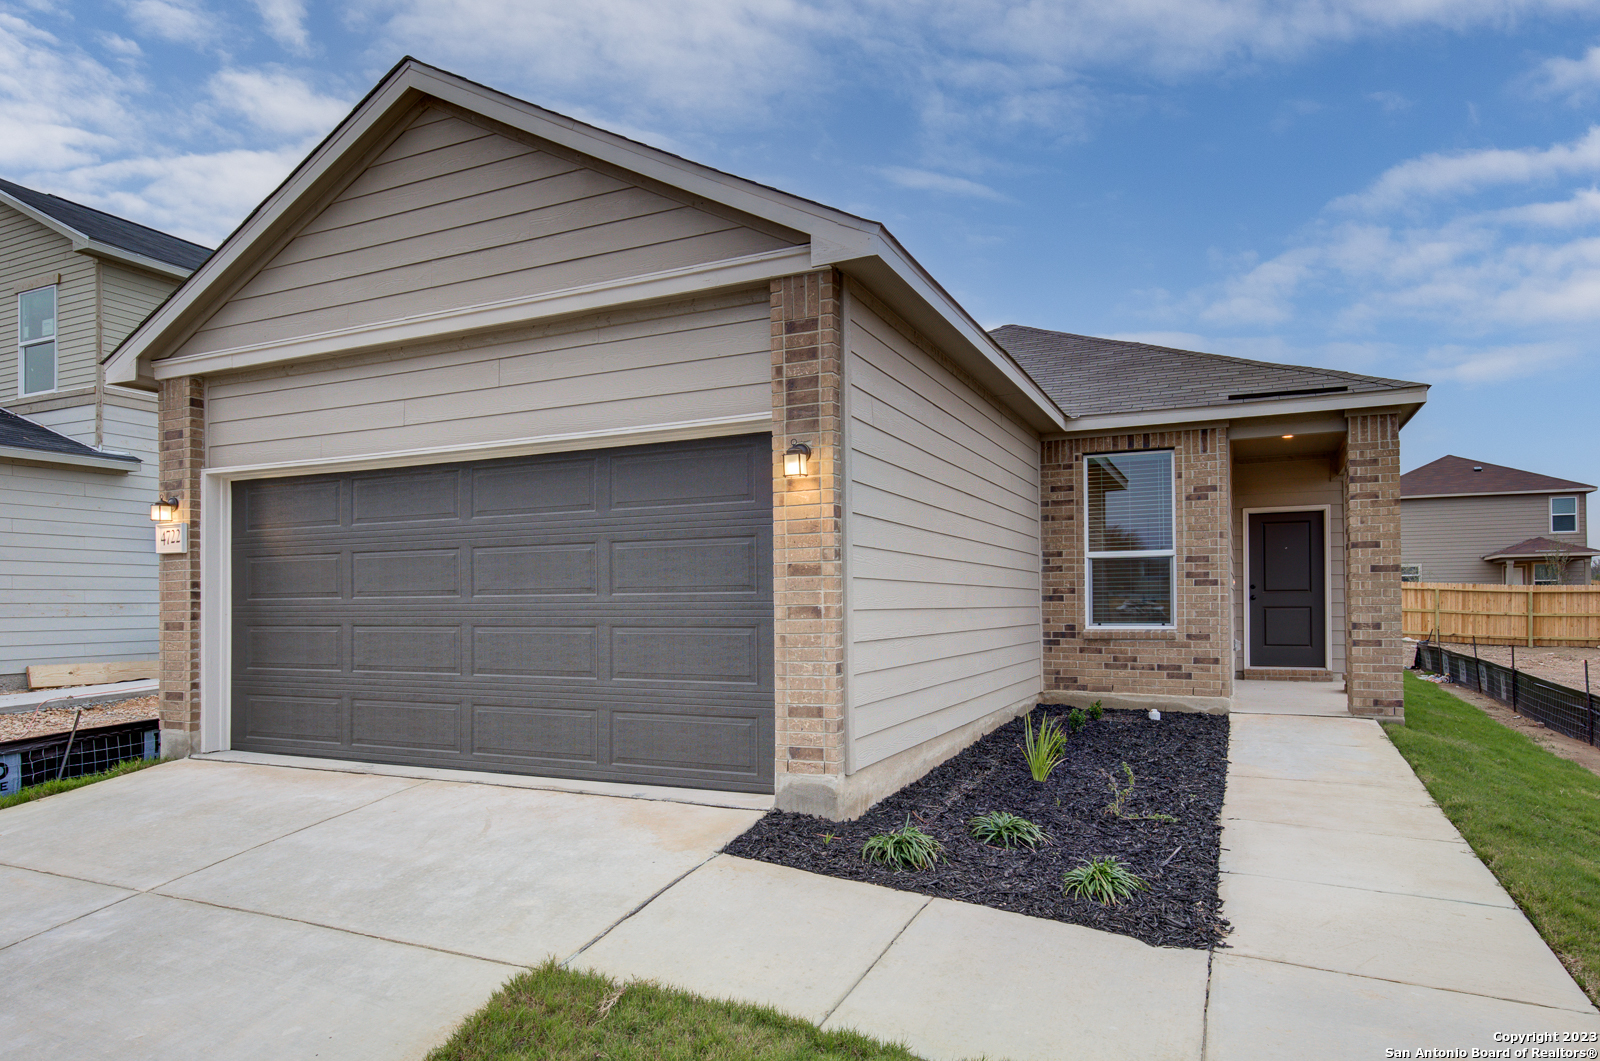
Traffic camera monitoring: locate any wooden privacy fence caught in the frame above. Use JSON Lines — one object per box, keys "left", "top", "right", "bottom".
{"left": 1403, "top": 582, "right": 1600, "bottom": 647}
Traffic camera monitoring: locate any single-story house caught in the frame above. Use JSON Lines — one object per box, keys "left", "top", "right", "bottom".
{"left": 0, "top": 178, "right": 209, "bottom": 689}
{"left": 1401, "top": 455, "right": 1597, "bottom": 585}
{"left": 106, "top": 59, "right": 1426, "bottom": 819}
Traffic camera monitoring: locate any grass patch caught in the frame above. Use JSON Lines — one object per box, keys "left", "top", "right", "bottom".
{"left": 1388, "top": 672, "right": 1600, "bottom": 1003}
{"left": 427, "top": 960, "right": 926, "bottom": 1061}
{"left": 0, "top": 756, "right": 165, "bottom": 812}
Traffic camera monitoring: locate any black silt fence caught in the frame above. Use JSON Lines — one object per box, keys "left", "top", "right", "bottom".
{"left": 1413, "top": 642, "right": 1598, "bottom": 747}
{"left": 0, "top": 720, "right": 159, "bottom": 794}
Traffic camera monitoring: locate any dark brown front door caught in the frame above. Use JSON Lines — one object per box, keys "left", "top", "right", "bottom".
{"left": 1248, "top": 511, "right": 1325, "bottom": 669}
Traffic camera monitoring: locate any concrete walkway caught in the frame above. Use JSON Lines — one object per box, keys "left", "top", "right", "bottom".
{"left": 2, "top": 708, "right": 1597, "bottom": 1060}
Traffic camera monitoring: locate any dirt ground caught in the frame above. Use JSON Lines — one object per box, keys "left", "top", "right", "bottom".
{"left": 0, "top": 695, "right": 159, "bottom": 743}
{"left": 1424, "top": 640, "right": 1600, "bottom": 692}
{"left": 1423, "top": 679, "right": 1600, "bottom": 781}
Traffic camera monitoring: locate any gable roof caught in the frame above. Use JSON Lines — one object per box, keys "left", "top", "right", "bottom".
{"left": 105, "top": 58, "right": 1065, "bottom": 432}
{"left": 0, "top": 178, "right": 210, "bottom": 276}
{"left": 0, "top": 408, "right": 140, "bottom": 472}
{"left": 1482, "top": 536, "right": 1600, "bottom": 561}
{"left": 989, "top": 325, "right": 1428, "bottom": 430}
{"left": 1401, "top": 455, "right": 1596, "bottom": 498}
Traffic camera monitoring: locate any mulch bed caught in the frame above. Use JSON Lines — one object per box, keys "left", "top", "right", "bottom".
{"left": 726, "top": 707, "right": 1231, "bottom": 950}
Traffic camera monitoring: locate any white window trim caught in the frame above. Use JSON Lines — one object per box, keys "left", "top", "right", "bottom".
{"left": 1550, "top": 496, "right": 1578, "bottom": 535}
{"left": 1084, "top": 449, "right": 1177, "bottom": 630}
{"left": 17, "top": 283, "right": 59, "bottom": 398}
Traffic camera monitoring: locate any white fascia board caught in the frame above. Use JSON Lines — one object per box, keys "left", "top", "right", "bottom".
{"left": 152, "top": 246, "right": 810, "bottom": 381}
{"left": 1052, "top": 386, "right": 1430, "bottom": 436}
{"left": 1403, "top": 488, "right": 1597, "bottom": 500}
{"left": 0, "top": 444, "right": 139, "bottom": 472}
{"left": 0, "top": 190, "right": 191, "bottom": 281}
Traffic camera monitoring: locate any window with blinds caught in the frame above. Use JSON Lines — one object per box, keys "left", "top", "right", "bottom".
{"left": 1085, "top": 450, "right": 1174, "bottom": 627}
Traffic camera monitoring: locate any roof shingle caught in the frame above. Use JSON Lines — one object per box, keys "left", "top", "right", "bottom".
{"left": 0, "top": 178, "right": 210, "bottom": 272}
{"left": 1482, "top": 536, "right": 1600, "bottom": 560}
{"left": 1401, "top": 455, "right": 1595, "bottom": 497}
{"left": 0, "top": 408, "right": 139, "bottom": 465}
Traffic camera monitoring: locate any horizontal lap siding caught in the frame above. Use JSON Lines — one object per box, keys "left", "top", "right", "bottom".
{"left": 170, "top": 107, "right": 800, "bottom": 359}
{"left": 0, "top": 403, "right": 158, "bottom": 672}
{"left": 1401, "top": 494, "right": 1590, "bottom": 584}
{"left": 846, "top": 298, "right": 1042, "bottom": 770}
{"left": 101, "top": 263, "right": 180, "bottom": 354}
{"left": 205, "top": 292, "right": 773, "bottom": 467}
{"left": 0, "top": 206, "right": 97, "bottom": 398}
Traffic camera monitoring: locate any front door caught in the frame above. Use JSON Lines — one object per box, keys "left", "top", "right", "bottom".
{"left": 1248, "top": 511, "right": 1326, "bottom": 669}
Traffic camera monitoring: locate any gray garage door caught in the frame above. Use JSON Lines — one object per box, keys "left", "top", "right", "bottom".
{"left": 230, "top": 434, "right": 774, "bottom": 792}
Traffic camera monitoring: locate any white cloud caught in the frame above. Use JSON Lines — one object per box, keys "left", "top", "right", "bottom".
{"left": 878, "top": 165, "right": 1010, "bottom": 201}
{"left": 1334, "top": 126, "right": 1600, "bottom": 213}
{"left": 250, "top": 0, "right": 310, "bottom": 53}
{"left": 0, "top": 14, "right": 139, "bottom": 169}
{"left": 121, "top": 0, "right": 216, "bottom": 45}
{"left": 1528, "top": 43, "right": 1600, "bottom": 101}
{"left": 1366, "top": 90, "right": 1412, "bottom": 111}
{"left": 1418, "top": 342, "right": 1580, "bottom": 382}
{"left": 208, "top": 68, "right": 351, "bottom": 137}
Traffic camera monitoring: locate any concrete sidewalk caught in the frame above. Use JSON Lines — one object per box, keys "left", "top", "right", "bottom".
{"left": 2, "top": 708, "right": 1596, "bottom": 1060}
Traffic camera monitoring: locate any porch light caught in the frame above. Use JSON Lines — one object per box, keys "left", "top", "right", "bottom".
{"left": 1281, "top": 434, "right": 1294, "bottom": 440}
{"left": 149, "top": 497, "right": 180, "bottom": 523}
{"left": 783, "top": 440, "right": 812, "bottom": 478}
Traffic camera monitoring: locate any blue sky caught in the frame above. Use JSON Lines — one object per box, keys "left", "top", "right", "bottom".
{"left": 6, "top": 1, "right": 1600, "bottom": 540}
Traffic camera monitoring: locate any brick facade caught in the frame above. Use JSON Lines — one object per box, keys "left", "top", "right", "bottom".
{"left": 770, "top": 271, "right": 847, "bottom": 779}
{"left": 1343, "top": 410, "right": 1404, "bottom": 718}
{"left": 1041, "top": 427, "right": 1232, "bottom": 702}
{"left": 158, "top": 376, "right": 204, "bottom": 757}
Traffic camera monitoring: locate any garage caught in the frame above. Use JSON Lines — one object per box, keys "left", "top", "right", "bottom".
{"left": 229, "top": 434, "right": 775, "bottom": 792}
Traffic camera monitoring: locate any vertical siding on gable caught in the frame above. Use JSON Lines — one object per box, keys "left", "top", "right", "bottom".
{"left": 0, "top": 204, "right": 97, "bottom": 400}
{"left": 1401, "top": 493, "right": 1591, "bottom": 583}
{"left": 1232, "top": 458, "right": 1346, "bottom": 674}
{"left": 0, "top": 402, "right": 158, "bottom": 672}
{"left": 169, "top": 106, "right": 801, "bottom": 360}
{"left": 845, "top": 295, "right": 1042, "bottom": 771}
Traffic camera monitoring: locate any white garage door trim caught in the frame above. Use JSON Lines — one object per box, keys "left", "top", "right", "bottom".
{"left": 197, "top": 412, "right": 774, "bottom": 754}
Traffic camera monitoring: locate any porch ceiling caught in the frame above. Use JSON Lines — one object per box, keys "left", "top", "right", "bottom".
{"left": 1231, "top": 431, "right": 1344, "bottom": 462}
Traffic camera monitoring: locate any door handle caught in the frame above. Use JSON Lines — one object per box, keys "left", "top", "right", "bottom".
{"left": 1250, "top": 594, "right": 1256, "bottom": 600}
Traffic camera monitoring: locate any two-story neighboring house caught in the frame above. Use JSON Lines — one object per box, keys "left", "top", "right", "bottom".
{"left": 0, "top": 178, "right": 209, "bottom": 690}
{"left": 1400, "top": 455, "right": 1598, "bottom": 585}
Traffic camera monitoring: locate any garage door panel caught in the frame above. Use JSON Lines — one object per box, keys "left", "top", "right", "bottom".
{"left": 352, "top": 548, "right": 462, "bottom": 598}
{"left": 471, "top": 625, "right": 598, "bottom": 679}
{"left": 232, "top": 434, "right": 773, "bottom": 792}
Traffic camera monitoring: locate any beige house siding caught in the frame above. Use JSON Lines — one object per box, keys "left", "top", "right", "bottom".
{"left": 0, "top": 402, "right": 158, "bottom": 672}
{"left": 168, "top": 106, "right": 802, "bottom": 361}
{"left": 1231, "top": 458, "right": 1346, "bottom": 674}
{"left": 844, "top": 291, "right": 1042, "bottom": 771}
{"left": 1401, "top": 492, "right": 1590, "bottom": 583}
{"left": 0, "top": 203, "right": 98, "bottom": 401}
{"left": 204, "top": 290, "right": 773, "bottom": 467}
{"left": 101, "top": 262, "right": 180, "bottom": 356}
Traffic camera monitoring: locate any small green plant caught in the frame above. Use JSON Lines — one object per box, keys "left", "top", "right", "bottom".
{"left": 861, "top": 816, "right": 943, "bottom": 871}
{"left": 1020, "top": 711, "right": 1068, "bottom": 782}
{"left": 1087, "top": 700, "right": 1104, "bottom": 721}
{"left": 819, "top": 831, "right": 837, "bottom": 845}
{"left": 1103, "top": 763, "right": 1178, "bottom": 822}
{"left": 1067, "top": 707, "right": 1087, "bottom": 734}
{"left": 1062, "top": 857, "right": 1148, "bottom": 905}
{"left": 968, "top": 810, "right": 1047, "bottom": 849}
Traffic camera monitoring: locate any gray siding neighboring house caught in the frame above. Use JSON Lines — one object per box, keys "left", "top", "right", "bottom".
{"left": 0, "top": 178, "right": 208, "bottom": 687}
{"left": 1400, "top": 455, "right": 1597, "bottom": 584}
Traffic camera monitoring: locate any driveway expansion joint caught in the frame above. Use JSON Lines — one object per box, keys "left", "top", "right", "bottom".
{"left": 1220, "top": 869, "right": 1517, "bottom": 909}
{"left": 561, "top": 849, "right": 726, "bottom": 968}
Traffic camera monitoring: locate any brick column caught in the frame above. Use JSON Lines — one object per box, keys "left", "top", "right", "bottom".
{"left": 159, "top": 376, "right": 204, "bottom": 757}
{"left": 1344, "top": 410, "right": 1403, "bottom": 718}
{"left": 770, "top": 271, "right": 846, "bottom": 795}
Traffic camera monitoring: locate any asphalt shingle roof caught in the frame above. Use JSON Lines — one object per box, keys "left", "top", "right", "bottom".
{"left": 0, "top": 178, "right": 210, "bottom": 272}
{"left": 988, "top": 325, "right": 1425, "bottom": 419}
{"left": 1401, "top": 455, "right": 1596, "bottom": 497}
{"left": 1482, "top": 536, "right": 1600, "bottom": 560}
{"left": 0, "top": 408, "right": 139, "bottom": 465}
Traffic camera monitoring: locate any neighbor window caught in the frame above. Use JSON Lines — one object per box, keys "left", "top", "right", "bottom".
{"left": 1400, "top": 563, "right": 1421, "bottom": 583}
{"left": 1085, "top": 450, "right": 1174, "bottom": 627}
{"left": 1551, "top": 496, "right": 1578, "bottom": 534}
{"left": 1534, "top": 563, "right": 1560, "bottom": 585}
{"left": 17, "top": 285, "right": 57, "bottom": 396}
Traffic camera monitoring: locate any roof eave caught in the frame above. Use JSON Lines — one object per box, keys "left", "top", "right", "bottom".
{"left": 0, "top": 443, "right": 140, "bottom": 472}
{"left": 1483, "top": 549, "right": 1600, "bottom": 561}
{"left": 0, "top": 190, "right": 193, "bottom": 281}
{"left": 1403, "top": 487, "right": 1597, "bottom": 500}
{"left": 1048, "top": 386, "right": 1429, "bottom": 436}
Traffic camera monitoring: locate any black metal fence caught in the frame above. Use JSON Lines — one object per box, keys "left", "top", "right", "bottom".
{"left": 1413, "top": 642, "right": 1598, "bottom": 747}
{"left": 0, "top": 720, "right": 159, "bottom": 794}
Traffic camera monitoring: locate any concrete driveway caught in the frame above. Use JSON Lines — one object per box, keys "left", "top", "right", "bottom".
{"left": 0, "top": 758, "right": 762, "bottom": 1059}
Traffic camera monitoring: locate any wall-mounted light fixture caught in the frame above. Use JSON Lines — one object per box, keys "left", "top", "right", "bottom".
{"left": 782, "top": 440, "right": 812, "bottom": 478}
{"left": 149, "top": 497, "right": 180, "bottom": 523}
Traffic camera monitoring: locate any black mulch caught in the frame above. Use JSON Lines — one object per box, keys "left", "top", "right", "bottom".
{"left": 726, "top": 707, "right": 1231, "bottom": 950}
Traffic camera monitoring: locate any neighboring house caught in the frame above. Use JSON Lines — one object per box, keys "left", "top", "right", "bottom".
{"left": 1400, "top": 455, "right": 1598, "bottom": 585}
{"left": 106, "top": 59, "right": 1425, "bottom": 820}
{"left": 0, "top": 178, "right": 210, "bottom": 689}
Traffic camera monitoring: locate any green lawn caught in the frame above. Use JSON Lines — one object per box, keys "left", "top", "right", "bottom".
{"left": 0, "top": 755, "right": 165, "bottom": 811}
{"left": 427, "top": 961, "right": 927, "bottom": 1061}
{"left": 1387, "top": 672, "right": 1600, "bottom": 1003}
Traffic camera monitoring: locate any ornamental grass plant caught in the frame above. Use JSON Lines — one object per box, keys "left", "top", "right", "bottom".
{"left": 1020, "top": 711, "right": 1068, "bottom": 782}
